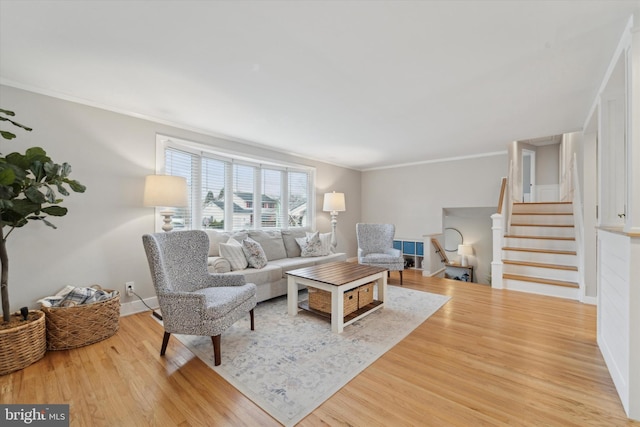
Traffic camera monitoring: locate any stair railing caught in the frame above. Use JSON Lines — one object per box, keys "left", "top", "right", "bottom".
{"left": 491, "top": 175, "right": 509, "bottom": 289}
{"left": 570, "top": 153, "right": 586, "bottom": 300}
{"left": 421, "top": 234, "right": 447, "bottom": 277}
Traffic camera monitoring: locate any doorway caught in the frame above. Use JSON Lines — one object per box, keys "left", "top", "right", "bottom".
{"left": 522, "top": 149, "right": 536, "bottom": 202}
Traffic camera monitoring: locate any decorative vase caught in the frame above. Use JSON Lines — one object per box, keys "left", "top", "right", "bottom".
{"left": 0, "top": 310, "right": 47, "bottom": 375}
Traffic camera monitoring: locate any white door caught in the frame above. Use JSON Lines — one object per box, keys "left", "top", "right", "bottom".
{"left": 522, "top": 149, "right": 536, "bottom": 202}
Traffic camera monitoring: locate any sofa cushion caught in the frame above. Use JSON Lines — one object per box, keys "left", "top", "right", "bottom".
{"left": 219, "top": 237, "right": 249, "bottom": 271}
{"left": 296, "top": 232, "right": 325, "bottom": 257}
{"left": 281, "top": 228, "right": 310, "bottom": 258}
{"left": 207, "top": 256, "right": 231, "bottom": 273}
{"left": 270, "top": 257, "right": 318, "bottom": 276}
{"left": 204, "top": 230, "right": 248, "bottom": 257}
{"left": 314, "top": 232, "right": 334, "bottom": 255}
{"left": 247, "top": 230, "right": 287, "bottom": 261}
{"left": 235, "top": 263, "right": 283, "bottom": 285}
{"left": 242, "top": 237, "right": 268, "bottom": 269}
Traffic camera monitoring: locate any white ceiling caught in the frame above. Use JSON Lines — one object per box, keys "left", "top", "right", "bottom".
{"left": 1, "top": 1, "right": 638, "bottom": 170}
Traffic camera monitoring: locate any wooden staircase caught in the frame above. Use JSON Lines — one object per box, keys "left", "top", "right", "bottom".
{"left": 502, "top": 201, "right": 580, "bottom": 299}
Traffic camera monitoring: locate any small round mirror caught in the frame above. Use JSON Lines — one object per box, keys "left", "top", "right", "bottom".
{"left": 444, "top": 228, "right": 463, "bottom": 252}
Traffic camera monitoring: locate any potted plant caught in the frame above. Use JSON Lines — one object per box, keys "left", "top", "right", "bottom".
{"left": 0, "top": 108, "right": 86, "bottom": 374}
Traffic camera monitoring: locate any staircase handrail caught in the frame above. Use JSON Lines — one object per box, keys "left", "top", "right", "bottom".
{"left": 570, "top": 153, "right": 586, "bottom": 300}
{"left": 431, "top": 238, "right": 449, "bottom": 264}
{"left": 497, "top": 177, "right": 507, "bottom": 214}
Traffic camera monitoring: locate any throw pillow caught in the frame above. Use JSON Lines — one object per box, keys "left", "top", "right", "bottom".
{"left": 307, "top": 231, "right": 332, "bottom": 256}
{"left": 219, "top": 237, "right": 248, "bottom": 271}
{"left": 296, "top": 231, "right": 324, "bottom": 257}
{"left": 242, "top": 237, "right": 268, "bottom": 269}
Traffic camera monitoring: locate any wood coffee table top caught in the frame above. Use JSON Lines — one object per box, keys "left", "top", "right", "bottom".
{"left": 286, "top": 262, "right": 387, "bottom": 287}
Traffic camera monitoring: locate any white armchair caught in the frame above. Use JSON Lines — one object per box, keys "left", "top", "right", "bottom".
{"left": 142, "top": 230, "right": 257, "bottom": 366}
{"left": 356, "top": 223, "right": 404, "bottom": 286}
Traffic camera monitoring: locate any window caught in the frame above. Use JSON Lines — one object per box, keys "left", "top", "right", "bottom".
{"left": 156, "top": 135, "right": 315, "bottom": 231}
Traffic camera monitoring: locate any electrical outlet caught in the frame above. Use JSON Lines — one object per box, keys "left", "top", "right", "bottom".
{"left": 126, "top": 281, "right": 134, "bottom": 296}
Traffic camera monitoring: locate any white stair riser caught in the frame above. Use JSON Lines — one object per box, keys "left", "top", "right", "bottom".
{"left": 512, "top": 203, "right": 573, "bottom": 214}
{"left": 509, "top": 225, "right": 575, "bottom": 238}
{"left": 503, "top": 264, "right": 578, "bottom": 282}
{"left": 503, "top": 250, "right": 577, "bottom": 266}
{"left": 504, "top": 237, "right": 576, "bottom": 251}
{"left": 503, "top": 278, "right": 580, "bottom": 300}
{"left": 510, "top": 214, "right": 574, "bottom": 225}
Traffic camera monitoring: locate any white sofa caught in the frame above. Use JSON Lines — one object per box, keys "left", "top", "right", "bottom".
{"left": 204, "top": 228, "right": 347, "bottom": 302}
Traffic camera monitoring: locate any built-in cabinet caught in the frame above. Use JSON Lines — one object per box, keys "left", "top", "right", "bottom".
{"left": 393, "top": 238, "right": 424, "bottom": 269}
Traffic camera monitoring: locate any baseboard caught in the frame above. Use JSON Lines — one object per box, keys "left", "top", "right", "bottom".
{"left": 120, "top": 296, "right": 159, "bottom": 317}
{"left": 582, "top": 295, "right": 597, "bottom": 305}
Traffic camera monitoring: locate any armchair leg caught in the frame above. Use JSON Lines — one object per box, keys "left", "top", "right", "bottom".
{"left": 212, "top": 335, "right": 221, "bottom": 366}
{"left": 160, "top": 331, "right": 171, "bottom": 356}
{"left": 250, "top": 309, "right": 255, "bottom": 331}
{"left": 400, "top": 270, "right": 403, "bottom": 286}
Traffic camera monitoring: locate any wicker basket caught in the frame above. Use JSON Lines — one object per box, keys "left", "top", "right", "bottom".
{"left": 308, "top": 288, "right": 358, "bottom": 315}
{"left": 0, "top": 310, "right": 46, "bottom": 375}
{"left": 42, "top": 290, "right": 120, "bottom": 350}
{"left": 357, "top": 283, "right": 374, "bottom": 308}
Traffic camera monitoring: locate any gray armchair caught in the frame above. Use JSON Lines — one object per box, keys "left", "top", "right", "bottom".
{"left": 356, "top": 223, "right": 404, "bottom": 286}
{"left": 142, "top": 230, "right": 257, "bottom": 366}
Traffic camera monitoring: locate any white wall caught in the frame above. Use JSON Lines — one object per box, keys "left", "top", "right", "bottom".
{"left": 536, "top": 143, "right": 560, "bottom": 185}
{"left": 0, "top": 85, "right": 361, "bottom": 312}
{"left": 361, "top": 154, "right": 507, "bottom": 240}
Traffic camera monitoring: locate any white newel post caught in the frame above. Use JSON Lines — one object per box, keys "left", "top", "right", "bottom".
{"left": 491, "top": 213, "right": 504, "bottom": 289}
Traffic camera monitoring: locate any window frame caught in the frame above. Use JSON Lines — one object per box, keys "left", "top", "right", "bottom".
{"left": 154, "top": 134, "right": 316, "bottom": 232}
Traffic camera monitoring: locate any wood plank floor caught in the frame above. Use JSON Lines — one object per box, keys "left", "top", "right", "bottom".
{"left": 2, "top": 270, "right": 638, "bottom": 426}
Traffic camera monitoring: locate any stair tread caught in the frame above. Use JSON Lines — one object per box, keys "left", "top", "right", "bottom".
{"left": 502, "top": 247, "right": 577, "bottom": 255}
{"left": 512, "top": 212, "right": 573, "bottom": 215}
{"left": 503, "top": 273, "right": 579, "bottom": 288}
{"left": 504, "top": 234, "right": 575, "bottom": 241}
{"left": 503, "top": 260, "right": 577, "bottom": 271}
{"left": 511, "top": 223, "right": 574, "bottom": 227}
{"left": 513, "top": 202, "right": 572, "bottom": 205}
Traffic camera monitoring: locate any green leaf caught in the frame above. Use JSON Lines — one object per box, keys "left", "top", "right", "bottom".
{"left": 66, "top": 179, "right": 86, "bottom": 193}
{"left": 0, "top": 130, "right": 16, "bottom": 140}
{"left": 31, "top": 161, "right": 44, "bottom": 181}
{"left": 41, "top": 206, "right": 68, "bottom": 216}
{"left": 60, "top": 163, "right": 71, "bottom": 178}
{"left": 8, "top": 198, "right": 41, "bottom": 217}
{"left": 44, "top": 186, "right": 56, "bottom": 203}
{"left": 0, "top": 109, "right": 16, "bottom": 116}
{"left": 24, "top": 185, "right": 45, "bottom": 204}
{"left": 41, "top": 218, "right": 57, "bottom": 229}
{"left": 0, "top": 167, "right": 15, "bottom": 186}
{"left": 43, "top": 161, "right": 59, "bottom": 179}
{"left": 56, "top": 184, "right": 69, "bottom": 197}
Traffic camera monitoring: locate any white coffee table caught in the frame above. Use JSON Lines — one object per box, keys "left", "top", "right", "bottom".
{"left": 286, "top": 262, "right": 387, "bottom": 333}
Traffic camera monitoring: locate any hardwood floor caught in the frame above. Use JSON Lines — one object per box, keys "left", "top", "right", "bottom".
{"left": 2, "top": 270, "right": 637, "bottom": 426}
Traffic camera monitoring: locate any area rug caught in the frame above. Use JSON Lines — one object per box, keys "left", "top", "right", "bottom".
{"left": 174, "top": 286, "right": 450, "bottom": 426}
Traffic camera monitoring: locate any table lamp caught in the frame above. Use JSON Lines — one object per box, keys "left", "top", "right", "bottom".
{"left": 458, "top": 244, "right": 473, "bottom": 267}
{"left": 143, "top": 175, "right": 188, "bottom": 232}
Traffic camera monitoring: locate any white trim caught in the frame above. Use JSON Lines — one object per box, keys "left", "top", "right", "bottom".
{"left": 120, "top": 296, "right": 159, "bottom": 317}
{"left": 362, "top": 150, "right": 508, "bottom": 172}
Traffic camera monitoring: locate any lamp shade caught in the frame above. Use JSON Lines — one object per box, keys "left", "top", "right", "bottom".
{"left": 143, "top": 175, "right": 188, "bottom": 207}
{"left": 457, "top": 244, "right": 473, "bottom": 256}
{"left": 323, "top": 191, "right": 346, "bottom": 212}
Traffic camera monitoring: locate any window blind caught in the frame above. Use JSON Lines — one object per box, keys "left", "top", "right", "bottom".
{"left": 159, "top": 136, "right": 314, "bottom": 232}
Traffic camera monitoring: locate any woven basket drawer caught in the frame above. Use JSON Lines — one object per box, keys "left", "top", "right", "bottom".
{"left": 357, "top": 283, "right": 374, "bottom": 308}
{"left": 308, "top": 288, "right": 358, "bottom": 315}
